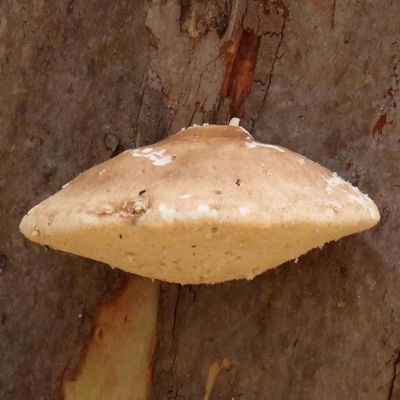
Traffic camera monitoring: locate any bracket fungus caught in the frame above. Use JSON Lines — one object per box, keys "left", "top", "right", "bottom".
{"left": 20, "top": 120, "right": 380, "bottom": 284}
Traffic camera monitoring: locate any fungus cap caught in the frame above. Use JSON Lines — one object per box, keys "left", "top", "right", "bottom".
{"left": 20, "top": 124, "right": 380, "bottom": 284}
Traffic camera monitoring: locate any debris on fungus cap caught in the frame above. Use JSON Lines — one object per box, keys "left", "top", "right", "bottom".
{"left": 20, "top": 120, "right": 380, "bottom": 284}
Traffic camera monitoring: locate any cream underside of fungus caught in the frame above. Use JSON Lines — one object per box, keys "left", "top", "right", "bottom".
{"left": 20, "top": 123, "right": 380, "bottom": 284}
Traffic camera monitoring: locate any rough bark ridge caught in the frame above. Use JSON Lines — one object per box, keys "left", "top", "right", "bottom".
{"left": 0, "top": 0, "right": 399, "bottom": 399}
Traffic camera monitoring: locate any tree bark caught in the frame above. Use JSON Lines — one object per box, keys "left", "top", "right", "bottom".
{"left": 0, "top": 0, "right": 399, "bottom": 399}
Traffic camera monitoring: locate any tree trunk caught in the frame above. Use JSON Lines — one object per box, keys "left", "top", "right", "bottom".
{"left": 1, "top": 0, "right": 399, "bottom": 399}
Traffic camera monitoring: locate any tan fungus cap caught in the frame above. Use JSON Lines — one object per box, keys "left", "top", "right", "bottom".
{"left": 20, "top": 122, "right": 380, "bottom": 284}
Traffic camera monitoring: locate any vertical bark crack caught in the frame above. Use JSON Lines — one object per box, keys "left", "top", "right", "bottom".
{"left": 387, "top": 350, "right": 400, "bottom": 400}
{"left": 331, "top": 0, "right": 336, "bottom": 30}
{"left": 254, "top": 19, "right": 286, "bottom": 128}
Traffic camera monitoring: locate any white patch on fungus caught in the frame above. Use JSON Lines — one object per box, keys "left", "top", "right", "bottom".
{"left": 27, "top": 205, "right": 39, "bottom": 215}
{"left": 197, "top": 204, "right": 211, "bottom": 213}
{"left": 31, "top": 227, "right": 41, "bottom": 237}
{"left": 99, "top": 169, "right": 106, "bottom": 176}
{"left": 245, "top": 142, "right": 284, "bottom": 152}
{"left": 321, "top": 172, "right": 346, "bottom": 194}
{"left": 239, "top": 207, "right": 250, "bottom": 216}
{"left": 325, "top": 200, "right": 343, "bottom": 213}
{"left": 297, "top": 158, "right": 305, "bottom": 165}
{"left": 159, "top": 204, "right": 218, "bottom": 223}
{"left": 131, "top": 148, "right": 173, "bottom": 167}
{"left": 346, "top": 193, "right": 374, "bottom": 212}
{"left": 320, "top": 173, "right": 375, "bottom": 215}
{"left": 112, "top": 210, "right": 141, "bottom": 218}
{"left": 229, "top": 118, "right": 240, "bottom": 126}
{"left": 62, "top": 182, "right": 70, "bottom": 189}
{"left": 179, "top": 194, "right": 191, "bottom": 199}
{"left": 94, "top": 199, "right": 149, "bottom": 219}
{"left": 96, "top": 204, "right": 113, "bottom": 215}
{"left": 126, "top": 254, "right": 135, "bottom": 262}
{"left": 263, "top": 144, "right": 284, "bottom": 152}
{"left": 238, "top": 126, "right": 254, "bottom": 140}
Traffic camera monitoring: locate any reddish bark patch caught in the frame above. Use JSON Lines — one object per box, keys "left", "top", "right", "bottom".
{"left": 220, "top": 27, "right": 261, "bottom": 118}
{"left": 372, "top": 114, "right": 387, "bottom": 137}
{"left": 146, "top": 333, "right": 158, "bottom": 387}
{"left": 346, "top": 159, "right": 353, "bottom": 170}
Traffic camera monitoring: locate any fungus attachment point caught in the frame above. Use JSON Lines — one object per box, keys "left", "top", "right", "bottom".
{"left": 20, "top": 124, "right": 380, "bottom": 284}
{"left": 229, "top": 117, "right": 240, "bottom": 126}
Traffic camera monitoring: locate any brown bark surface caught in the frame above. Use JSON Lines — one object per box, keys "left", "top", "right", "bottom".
{"left": 0, "top": 0, "right": 399, "bottom": 399}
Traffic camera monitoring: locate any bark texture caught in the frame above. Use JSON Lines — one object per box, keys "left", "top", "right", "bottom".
{"left": 0, "top": 0, "right": 399, "bottom": 399}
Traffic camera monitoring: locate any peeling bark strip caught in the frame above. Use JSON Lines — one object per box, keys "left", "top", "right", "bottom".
{"left": 62, "top": 277, "right": 160, "bottom": 400}
{"left": 220, "top": 27, "right": 261, "bottom": 118}
{"left": 204, "top": 359, "right": 231, "bottom": 400}
{"left": 180, "top": 0, "right": 233, "bottom": 39}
